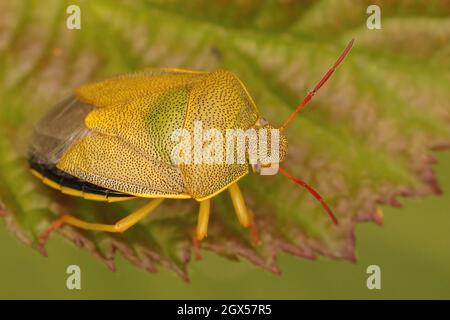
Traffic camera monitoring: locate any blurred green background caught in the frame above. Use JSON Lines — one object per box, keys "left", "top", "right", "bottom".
{"left": 0, "top": 0, "right": 449, "bottom": 299}
{"left": 0, "top": 152, "right": 449, "bottom": 299}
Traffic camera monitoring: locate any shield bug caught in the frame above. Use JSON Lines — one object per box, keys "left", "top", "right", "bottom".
{"left": 29, "top": 40, "right": 354, "bottom": 245}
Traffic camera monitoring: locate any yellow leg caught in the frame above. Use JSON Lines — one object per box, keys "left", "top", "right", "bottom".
{"left": 228, "top": 183, "right": 250, "bottom": 227}
{"left": 39, "top": 198, "right": 164, "bottom": 243}
{"left": 196, "top": 199, "right": 211, "bottom": 240}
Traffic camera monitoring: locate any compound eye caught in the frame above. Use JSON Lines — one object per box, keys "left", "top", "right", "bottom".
{"left": 258, "top": 117, "right": 268, "bottom": 126}
{"left": 253, "top": 161, "right": 279, "bottom": 176}
{"left": 252, "top": 162, "right": 261, "bottom": 173}
{"left": 260, "top": 162, "right": 279, "bottom": 176}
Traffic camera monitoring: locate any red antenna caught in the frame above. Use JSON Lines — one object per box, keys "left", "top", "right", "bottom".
{"left": 277, "top": 39, "right": 354, "bottom": 225}
{"left": 280, "top": 39, "right": 354, "bottom": 131}
{"left": 279, "top": 168, "right": 338, "bottom": 225}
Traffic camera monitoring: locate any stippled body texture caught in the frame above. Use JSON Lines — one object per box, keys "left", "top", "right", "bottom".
{"left": 29, "top": 69, "right": 260, "bottom": 201}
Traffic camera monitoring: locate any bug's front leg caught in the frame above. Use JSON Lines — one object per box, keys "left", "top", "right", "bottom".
{"left": 228, "top": 183, "right": 260, "bottom": 245}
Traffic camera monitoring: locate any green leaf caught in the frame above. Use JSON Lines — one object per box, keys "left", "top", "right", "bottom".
{"left": 0, "top": 0, "right": 449, "bottom": 280}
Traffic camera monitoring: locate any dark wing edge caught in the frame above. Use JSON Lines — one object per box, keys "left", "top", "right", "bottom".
{"left": 28, "top": 96, "right": 93, "bottom": 166}
{"left": 28, "top": 96, "right": 134, "bottom": 200}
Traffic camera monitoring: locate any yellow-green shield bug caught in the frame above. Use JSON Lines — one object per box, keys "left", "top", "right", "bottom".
{"left": 29, "top": 40, "right": 354, "bottom": 248}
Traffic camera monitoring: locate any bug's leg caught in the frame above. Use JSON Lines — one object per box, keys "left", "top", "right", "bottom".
{"left": 228, "top": 183, "right": 261, "bottom": 245}
{"left": 375, "top": 207, "right": 384, "bottom": 225}
{"left": 228, "top": 183, "right": 250, "bottom": 228}
{"left": 247, "top": 209, "right": 261, "bottom": 246}
{"left": 196, "top": 199, "right": 211, "bottom": 241}
{"left": 192, "top": 199, "right": 210, "bottom": 260}
{"left": 39, "top": 198, "right": 164, "bottom": 243}
{"left": 192, "top": 228, "right": 203, "bottom": 260}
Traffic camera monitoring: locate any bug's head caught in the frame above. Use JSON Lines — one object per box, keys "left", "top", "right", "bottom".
{"left": 250, "top": 117, "right": 288, "bottom": 176}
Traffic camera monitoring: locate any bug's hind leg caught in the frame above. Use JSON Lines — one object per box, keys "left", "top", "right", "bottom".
{"left": 228, "top": 183, "right": 260, "bottom": 245}
{"left": 39, "top": 198, "right": 164, "bottom": 243}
